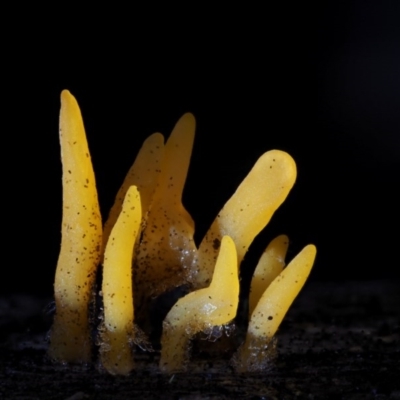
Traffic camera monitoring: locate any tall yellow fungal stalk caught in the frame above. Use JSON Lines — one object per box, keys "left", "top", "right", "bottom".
{"left": 100, "top": 185, "right": 141, "bottom": 375}
{"left": 49, "top": 90, "right": 102, "bottom": 362}
{"left": 49, "top": 90, "right": 317, "bottom": 374}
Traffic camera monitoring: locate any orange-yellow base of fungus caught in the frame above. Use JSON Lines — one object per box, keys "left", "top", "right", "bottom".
{"left": 49, "top": 90, "right": 317, "bottom": 374}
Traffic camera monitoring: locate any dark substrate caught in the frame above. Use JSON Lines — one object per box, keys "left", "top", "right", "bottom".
{"left": 1, "top": 280, "right": 399, "bottom": 400}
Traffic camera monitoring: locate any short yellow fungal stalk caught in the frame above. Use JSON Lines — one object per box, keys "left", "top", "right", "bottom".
{"left": 160, "top": 235, "right": 238, "bottom": 372}
{"left": 50, "top": 90, "right": 317, "bottom": 374}
{"left": 235, "top": 244, "right": 316, "bottom": 371}
{"left": 248, "top": 234, "right": 289, "bottom": 317}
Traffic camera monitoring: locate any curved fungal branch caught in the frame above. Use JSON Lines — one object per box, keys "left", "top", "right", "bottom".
{"left": 100, "top": 185, "right": 142, "bottom": 375}
{"left": 194, "top": 150, "right": 297, "bottom": 289}
{"left": 160, "top": 236, "right": 239, "bottom": 373}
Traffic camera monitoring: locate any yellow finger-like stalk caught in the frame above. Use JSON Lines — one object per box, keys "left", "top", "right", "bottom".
{"left": 160, "top": 236, "right": 238, "bottom": 373}
{"left": 49, "top": 90, "right": 102, "bottom": 363}
{"left": 194, "top": 150, "right": 297, "bottom": 289}
{"left": 100, "top": 186, "right": 141, "bottom": 375}
{"left": 248, "top": 235, "right": 289, "bottom": 316}
{"left": 102, "top": 133, "right": 164, "bottom": 249}
{"left": 136, "top": 113, "right": 197, "bottom": 297}
{"left": 235, "top": 244, "right": 316, "bottom": 372}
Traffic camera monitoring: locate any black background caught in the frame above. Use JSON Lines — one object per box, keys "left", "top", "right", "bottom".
{"left": 4, "top": 2, "right": 400, "bottom": 296}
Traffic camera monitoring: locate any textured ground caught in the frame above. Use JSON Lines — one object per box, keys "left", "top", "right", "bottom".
{"left": 1, "top": 280, "right": 399, "bottom": 399}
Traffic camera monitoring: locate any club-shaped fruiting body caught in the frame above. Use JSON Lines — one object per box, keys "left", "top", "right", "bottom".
{"left": 49, "top": 90, "right": 317, "bottom": 374}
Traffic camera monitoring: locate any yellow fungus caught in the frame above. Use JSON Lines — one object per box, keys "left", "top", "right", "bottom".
{"left": 102, "top": 133, "right": 164, "bottom": 249}
{"left": 235, "top": 244, "right": 317, "bottom": 371}
{"left": 193, "top": 150, "right": 296, "bottom": 289}
{"left": 49, "top": 90, "right": 102, "bottom": 363}
{"left": 100, "top": 185, "right": 141, "bottom": 375}
{"left": 49, "top": 90, "right": 317, "bottom": 374}
{"left": 248, "top": 234, "right": 289, "bottom": 317}
{"left": 160, "top": 236, "right": 238, "bottom": 373}
{"left": 135, "top": 113, "right": 197, "bottom": 298}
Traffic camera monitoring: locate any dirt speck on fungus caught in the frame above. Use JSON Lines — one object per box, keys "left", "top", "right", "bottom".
{"left": 1, "top": 280, "right": 399, "bottom": 399}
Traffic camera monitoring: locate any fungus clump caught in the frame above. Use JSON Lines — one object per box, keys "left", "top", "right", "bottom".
{"left": 49, "top": 90, "right": 316, "bottom": 374}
